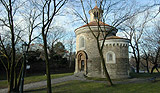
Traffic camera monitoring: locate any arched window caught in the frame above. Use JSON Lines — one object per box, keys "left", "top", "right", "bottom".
{"left": 79, "top": 36, "right": 85, "bottom": 48}
{"left": 106, "top": 51, "right": 116, "bottom": 63}
{"left": 107, "top": 53, "right": 113, "bottom": 62}
{"left": 94, "top": 12, "right": 98, "bottom": 19}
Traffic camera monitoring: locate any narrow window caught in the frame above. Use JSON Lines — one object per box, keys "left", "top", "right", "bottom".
{"left": 81, "top": 60, "right": 84, "bottom": 71}
{"left": 107, "top": 53, "right": 113, "bottom": 62}
{"left": 106, "top": 51, "right": 116, "bottom": 63}
{"left": 94, "top": 12, "right": 98, "bottom": 19}
{"left": 79, "top": 36, "right": 85, "bottom": 48}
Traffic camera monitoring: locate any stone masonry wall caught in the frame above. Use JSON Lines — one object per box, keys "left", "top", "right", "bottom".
{"left": 102, "top": 39, "right": 129, "bottom": 79}
{"left": 75, "top": 28, "right": 103, "bottom": 77}
{"left": 75, "top": 26, "right": 130, "bottom": 79}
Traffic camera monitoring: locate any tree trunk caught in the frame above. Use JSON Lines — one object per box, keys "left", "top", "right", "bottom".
{"left": 136, "top": 62, "right": 139, "bottom": 73}
{"left": 156, "top": 67, "right": 159, "bottom": 73}
{"left": 146, "top": 59, "right": 150, "bottom": 73}
{"left": 97, "top": 39, "right": 113, "bottom": 86}
{"left": 151, "top": 48, "right": 160, "bottom": 74}
{"left": 9, "top": 20, "right": 16, "bottom": 93}
{"left": 68, "top": 53, "right": 72, "bottom": 68}
{"left": 136, "top": 44, "right": 140, "bottom": 73}
{"left": 8, "top": 0, "right": 16, "bottom": 92}
{"left": 130, "top": 43, "right": 140, "bottom": 73}
{"left": 151, "top": 64, "right": 158, "bottom": 74}
{"left": 14, "top": 67, "right": 18, "bottom": 92}
{"left": 42, "top": 34, "right": 52, "bottom": 93}
{"left": 100, "top": 51, "right": 113, "bottom": 86}
{"left": 19, "top": 53, "right": 27, "bottom": 93}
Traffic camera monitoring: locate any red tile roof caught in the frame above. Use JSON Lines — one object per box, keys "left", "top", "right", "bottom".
{"left": 78, "top": 21, "right": 110, "bottom": 29}
{"left": 94, "top": 5, "right": 98, "bottom": 9}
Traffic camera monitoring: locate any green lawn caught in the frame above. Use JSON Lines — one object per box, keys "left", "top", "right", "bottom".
{"left": 0, "top": 73, "right": 73, "bottom": 89}
{"left": 86, "top": 72, "right": 160, "bottom": 81}
{"left": 24, "top": 73, "right": 160, "bottom": 93}
{"left": 2, "top": 73, "right": 160, "bottom": 92}
{"left": 25, "top": 80, "right": 160, "bottom": 93}
{"left": 24, "top": 73, "right": 73, "bottom": 84}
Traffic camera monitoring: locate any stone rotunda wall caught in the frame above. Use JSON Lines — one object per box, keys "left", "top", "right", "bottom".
{"left": 101, "top": 39, "right": 130, "bottom": 79}
{"left": 75, "top": 27, "right": 106, "bottom": 78}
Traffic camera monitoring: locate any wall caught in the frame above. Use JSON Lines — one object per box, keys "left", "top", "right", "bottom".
{"left": 102, "top": 39, "right": 130, "bottom": 79}
{"left": 75, "top": 26, "right": 130, "bottom": 79}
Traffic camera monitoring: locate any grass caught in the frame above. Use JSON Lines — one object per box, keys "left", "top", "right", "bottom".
{"left": 0, "top": 80, "right": 7, "bottom": 89}
{"left": 24, "top": 73, "right": 160, "bottom": 93}
{"left": 24, "top": 73, "right": 73, "bottom": 84}
{"left": 2, "top": 73, "right": 160, "bottom": 92}
{"left": 25, "top": 80, "right": 160, "bottom": 93}
{"left": 86, "top": 73, "right": 160, "bottom": 81}
{"left": 153, "top": 68, "right": 160, "bottom": 73}
{"left": 86, "top": 77, "right": 107, "bottom": 81}
{"left": 86, "top": 77, "right": 130, "bottom": 82}
{"left": 0, "top": 73, "right": 73, "bottom": 89}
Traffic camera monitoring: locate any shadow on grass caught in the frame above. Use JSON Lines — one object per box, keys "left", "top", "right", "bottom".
{"left": 24, "top": 87, "right": 47, "bottom": 93}
{"left": 24, "top": 81, "right": 79, "bottom": 93}
{"left": 24, "top": 79, "right": 160, "bottom": 93}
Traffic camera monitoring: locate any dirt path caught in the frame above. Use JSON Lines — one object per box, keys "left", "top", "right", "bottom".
{"left": 0, "top": 75, "right": 155, "bottom": 93}
{"left": 0, "top": 75, "right": 86, "bottom": 93}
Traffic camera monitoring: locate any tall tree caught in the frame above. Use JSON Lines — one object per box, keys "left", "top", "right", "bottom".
{"left": 32, "top": 0, "right": 68, "bottom": 92}
{"left": 18, "top": 4, "right": 42, "bottom": 92}
{"left": 0, "top": 0, "right": 17, "bottom": 92}
{"left": 121, "top": 15, "right": 149, "bottom": 73}
{"left": 140, "top": 45, "right": 151, "bottom": 73}
{"left": 144, "top": 21, "right": 160, "bottom": 73}
{"left": 66, "top": 35, "right": 75, "bottom": 68}
{"left": 0, "top": 0, "right": 42, "bottom": 92}
{"left": 47, "top": 26, "right": 66, "bottom": 49}
{"left": 121, "top": 5, "right": 160, "bottom": 73}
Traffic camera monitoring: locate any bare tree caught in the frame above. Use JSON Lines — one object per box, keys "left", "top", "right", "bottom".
{"left": 0, "top": 0, "right": 43, "bottom": 92}
{"left": 47, "top": 26, "right": 66, "bottom": 49}
{"left": 18, "top": 4, "right": 42, "bottom": 92}
{"left": 121, "top": 10, "right": 152, "bottom": 73}
{"left": 66, "top": 35, "right": 75, "bottom": 68}
{"left": 144, "top": 21, "right": 160, "bottom": 73}
{"left": 150, "top": 48, "right": 160, "bottom": 73}
{"left": 0, "top": 0, "right": 18, "bottom": 92}
{"left": 20, "top": 8, "right": 42, "bottom": 51}
{"left": 31, "top": 0, "right": 68, "bottom": 92}
{"left": 0, "top": 0, "right": 30, "bottom": 92}
{"left": 140, "top": 45, "right": 151, "bottom": 73}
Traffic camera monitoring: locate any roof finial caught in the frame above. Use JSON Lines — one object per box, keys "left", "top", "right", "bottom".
{"left": 95, "top": 0, "right": 97, "bottom": 6}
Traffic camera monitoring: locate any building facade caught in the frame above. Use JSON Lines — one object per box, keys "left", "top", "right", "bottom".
{"left": 74, "top": 5, "right": 130, "bottom": 79}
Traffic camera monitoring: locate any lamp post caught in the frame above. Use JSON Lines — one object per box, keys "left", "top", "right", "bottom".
{"left": 20, "top": 42, "right": 28, "bottom": 93}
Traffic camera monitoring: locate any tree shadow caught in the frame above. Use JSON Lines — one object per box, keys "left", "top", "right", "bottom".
{"left": 24, "top": 87, "right": 46, "bottom": 93}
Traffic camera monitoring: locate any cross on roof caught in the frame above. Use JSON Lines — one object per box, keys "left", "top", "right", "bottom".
{"left": 95, "top": 0, "right": 97, "bottom": 6}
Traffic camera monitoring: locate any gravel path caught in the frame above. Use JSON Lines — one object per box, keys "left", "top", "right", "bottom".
{"left": 0, "top": 75, "right": 86, "bottom": 93}
{"left": 0, "top": 75, "right": 155, "bottom": 93}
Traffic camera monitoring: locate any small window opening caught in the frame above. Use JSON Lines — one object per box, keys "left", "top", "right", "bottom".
{"left": 81, "top": 60, "right": 84, "bottom": 71}
{"left": 107, "top": 53, "right": 113, "bottom": 62}
{"left": 94, "top": 12, "right": 99, "bottom": 19}
{"left": 79, "top": 36, "right": 85, "bottom": 48}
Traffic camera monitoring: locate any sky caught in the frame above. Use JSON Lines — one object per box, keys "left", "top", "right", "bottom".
{"left": 0, "top": 0, "right": 159, "bottom": 51}
{"left": 55, "top": 0, "right": 160, "bottom": 37}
